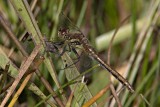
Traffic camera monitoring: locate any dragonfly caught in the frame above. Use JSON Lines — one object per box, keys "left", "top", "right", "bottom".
{"left": 45, "top": 13, "right": 134, "bottom": 93}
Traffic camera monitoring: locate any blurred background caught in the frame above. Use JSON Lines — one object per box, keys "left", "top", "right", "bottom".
{"left": 0, "top": 0, "right": 159, "bottom": 107}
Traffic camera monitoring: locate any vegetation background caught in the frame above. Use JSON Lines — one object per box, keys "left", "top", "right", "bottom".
{"left": 0, "top": 0, "right": 159, "bottom": 107}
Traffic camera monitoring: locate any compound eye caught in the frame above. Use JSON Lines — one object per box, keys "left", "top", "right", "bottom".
{"left": 62, "top": 31, "right": 66, "bottom": 35}
{"left": 58, "top": 28, "right": 69, "bottom": 35}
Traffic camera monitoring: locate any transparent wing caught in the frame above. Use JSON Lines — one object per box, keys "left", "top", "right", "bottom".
{"left": 58, "top": 12, "right": 82, "bottom": 35}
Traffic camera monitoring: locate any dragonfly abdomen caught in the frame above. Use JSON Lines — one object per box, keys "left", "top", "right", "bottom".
{"left": 84, "top": 45, "right": 134, "bottom": 93}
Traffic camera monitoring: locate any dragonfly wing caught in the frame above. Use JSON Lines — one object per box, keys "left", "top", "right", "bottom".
{"left": 58, "top": 12, "right": 82, "bottom": 35}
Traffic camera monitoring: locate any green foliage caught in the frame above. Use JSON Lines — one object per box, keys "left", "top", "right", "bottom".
{"left": 0, "top": 0, "right": 159, "bottom": 107}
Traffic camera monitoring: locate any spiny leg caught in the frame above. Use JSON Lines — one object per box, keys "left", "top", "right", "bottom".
{"left": 45, "top": 41, "right": 60, "bottom": 55}
{"left": 62, "top": 44, "right": 81, "bottom": 70}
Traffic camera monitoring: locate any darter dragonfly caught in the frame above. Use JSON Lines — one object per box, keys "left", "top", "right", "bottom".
{"left": 45, "top": 13, "right": 134, "bottom": 93}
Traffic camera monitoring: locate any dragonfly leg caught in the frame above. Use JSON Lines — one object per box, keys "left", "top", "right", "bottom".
{"left": 45, "top": 40, "right": 66, "bottom": 55}
{"left": 45, "top": 41, "right": 60, "bottom": 54}
{"left": 71, "top": 47, "right": 80, "bottom": 60}
{"left": 62, "top": 47, "right": 81, "bottom": 70}
{"left": 58, "top": 45, "right": 68, "bottom": 57}
{"left": 59, "top": 41, "right": 80, "bottom": 57}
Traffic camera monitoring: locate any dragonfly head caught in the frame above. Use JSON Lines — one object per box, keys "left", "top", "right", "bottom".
{"left": 58, "top": 27, "right": 70, "bottom": 40}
